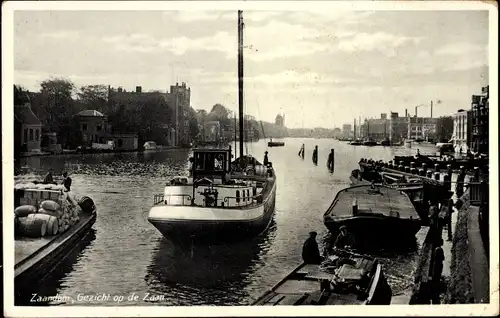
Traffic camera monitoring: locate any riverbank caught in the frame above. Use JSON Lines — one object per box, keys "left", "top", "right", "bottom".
{"left": 18, "top": 146, "right": 186, "bottom": 158}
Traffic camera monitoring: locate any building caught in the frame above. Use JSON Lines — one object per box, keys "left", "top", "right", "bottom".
{"left": 275, "top": 114, "right": 285, "bottom": 127}
{"left": 14, "top": 102, "right": 43, "bottom": 153}
{"left": 360, "top": 115, "right": 389, "bottom": 140}
{"left": 76, "top": 110, "right": 112, "bottom": 145}
{"left": 108, "top": 82, "right": 191, "bottom": 147}
{"left": 388, "top": 112, "right": 408, "bottom": 145}
{"left": 109, "top": 133, "right": 139, "bottom": 151}
{"left": 407, "top": 116, "right": 439, "bottom": 142}
{"left": 451, "top": 109, "right": 471, "bottom": 153}
{"left": 342, "top": 124, "right": 352, "bottom": 139}
{"left": 471, "top": 85, "right": 489, "bottom": 154}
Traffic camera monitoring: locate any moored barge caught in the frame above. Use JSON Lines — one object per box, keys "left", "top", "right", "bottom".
{"left": 252, "top": 249, "right": 392, "bottom": 305}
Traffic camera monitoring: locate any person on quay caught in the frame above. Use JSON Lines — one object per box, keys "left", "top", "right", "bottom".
{"left": 430, "top": 237, "right": 445, "bottom": 304}
{"left": 302, "top": 231, "right": 323, "bottom": 264}
{"left": 455, "top": 166, "right": 466, "bottom": 198}
{"left": 43, "top": 169, "right": 54, "bottom": 184}
{"left": 312, "top": 145, "right": 318, "bottom": 164}
{"left": 327, "top": 149, "right": 334, "bottom": 171}
{"left": 62, "top": 172, "right": 72, "bottom": 192}
{"left": 263, "top": 151, "right": 269, "bottom": 166}
{"left": 188, "top": 157, "right": 195, "bottom": 177}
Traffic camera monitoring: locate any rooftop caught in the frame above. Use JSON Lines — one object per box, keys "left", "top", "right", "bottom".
{"left": 14, "top": 104, "right": 41, "bottom": 126}
{"left": 77, "top": 110, "right": 104, "bottom": 117}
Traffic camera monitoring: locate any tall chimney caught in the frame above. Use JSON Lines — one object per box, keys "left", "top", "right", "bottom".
{"left": 405, "top": 109, "right": 407, "bottom": 117}
{"left": 430, "top": 101, "right": 433, "bottom": 118}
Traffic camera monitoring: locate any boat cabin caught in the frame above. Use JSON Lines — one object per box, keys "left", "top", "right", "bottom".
{"left": 192, "top": 147, "right": 232, "bottom": 181}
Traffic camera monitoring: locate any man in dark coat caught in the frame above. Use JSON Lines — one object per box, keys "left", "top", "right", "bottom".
{"left": 312, "top": 145, "right": 318, "bottom": 164}
{"left": 333, "top": 225, "right": 356, "bottom": 250}
{"left": 327, "top": 149, "right": 334, "bottom": 171}
{"left": 62, "top": 172, "right": 72, "bottom": 192}
{"left": 302, "top": 231, "right": 322, "bottom": 264}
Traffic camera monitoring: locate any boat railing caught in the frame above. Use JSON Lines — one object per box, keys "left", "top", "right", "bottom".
{"left": 154, "top": 193, "right": 193, "bottom": 205}
{"left": 222, "top": 193, "right": 264, "bottom": 206}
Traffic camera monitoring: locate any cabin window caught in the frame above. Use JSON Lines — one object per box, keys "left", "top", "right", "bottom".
{"left": 236, "top": 190, "right": 240, "bottom": 203}
{"left": 24, "top": 129, "right": 28, "bottom": 143}
{"left": 247, "top": 189, "right": 250, "bottom": 199}
{"left": 195, "top": 153, "right": 205, "bottom": 170}
{"left": 35, "top": 129, "right": 39, "bottom": 141}
{"left": 242, "top": 190, "right": 246, "bottom": 202}
{"left": 29, "top": 129, "right": 34, "bottom": 141}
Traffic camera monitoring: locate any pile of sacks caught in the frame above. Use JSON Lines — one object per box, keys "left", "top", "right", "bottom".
{"left": 15, "top": 191, "right": 83, "bottom": 238}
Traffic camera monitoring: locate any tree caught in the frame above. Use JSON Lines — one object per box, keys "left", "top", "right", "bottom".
{"left": 186, "top": 107, "right": 199, "bottom": 142}
{"left": 77, "top": 85, "right": 109, "bottom": 112}
{"left": 38, "top": 78, "right": 77, "bottom": 146}
{"left": 207, "top": 103, "right": 231, "bottom": 129}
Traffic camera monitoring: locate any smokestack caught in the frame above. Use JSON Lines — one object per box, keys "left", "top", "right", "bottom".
{"left": 415, "top": 106, "right": 418, "bottom": 118}
{"left": 405, "top": 109, "right": 407, "bottom": 117}
{"left": 430, "top": 101, "right": 433, "bottom": 118}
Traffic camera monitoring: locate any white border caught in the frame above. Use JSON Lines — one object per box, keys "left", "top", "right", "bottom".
{"left": 3, "top": 1, "right": 499, "bottom": 317}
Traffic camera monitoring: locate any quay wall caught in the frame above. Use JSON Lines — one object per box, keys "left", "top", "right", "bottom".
{"left": 443, "top": 190, "right": 475, "bottom": 303}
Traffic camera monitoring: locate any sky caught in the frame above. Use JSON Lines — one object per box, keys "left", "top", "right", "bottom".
{"left": 14, "top": 8, "right": 490, "bottom": 128}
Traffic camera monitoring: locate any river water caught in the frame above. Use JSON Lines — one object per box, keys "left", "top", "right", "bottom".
{"left": 15, "top": 138, "right": 439, "bottom": 306}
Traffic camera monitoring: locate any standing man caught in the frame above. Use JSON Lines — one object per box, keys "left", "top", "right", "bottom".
{"left": 298, "top": 144, "right": 305, "bottom": 158}
{"left": 62, "top": 172, "right": 72, "bottom": 192}
{"left": 430, "top": 238, "right": 445, "bottom": 304}
{"left": 263, "top": 151, "right": 269, "bottom": 166}
{"left": 302, "top": 231, "right": 322, "bottom": 264}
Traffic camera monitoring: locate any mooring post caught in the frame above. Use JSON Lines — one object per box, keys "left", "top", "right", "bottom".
{"left": 434, "top": 172, "right": 440, "bottom": 181}
{"left": 426, "top": 170, "right": 433, "bottom": 178}
{"left": 434, "top": 163, "right": 440, "bottom": 173}
{"left": 474, "top": 167, "right": 480, "bottom": 182}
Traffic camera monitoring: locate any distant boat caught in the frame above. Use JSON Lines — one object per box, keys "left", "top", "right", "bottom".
{"left": 252, "top": 249, "right": 392, "bottom": 305}
{"left": 380, "top": 139, "right": 391, "bottom": 146}
{"left": 268, "top": 139, "right": 285, "bottom": 147}
{"left": 323, "top": 184, "right": 422, "bottom": 243}
{"left": 143, "top": 141, "right": 158, "bottom": 150}
{"left": 362, "top": 139, "right": 377, "bottom": 146}
{"left": 349, "top": 139, "right": 363, "bottom": 146}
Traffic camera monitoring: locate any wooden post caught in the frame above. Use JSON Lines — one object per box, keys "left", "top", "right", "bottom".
{"left": 426, "top": 170, "right": 433, "bottom": 178}
{"left": 434, "top": 164, "right": 440, "bottom": 173}
{"left": 434, "top": 172, "right": 440, "bottom": 181}
{"left": 474, "top": 167, "right": 480, "bottom": 182}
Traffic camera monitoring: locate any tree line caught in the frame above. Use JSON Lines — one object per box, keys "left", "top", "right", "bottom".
{"left": 14, "top": 78, "right": 200, "bottom": 148}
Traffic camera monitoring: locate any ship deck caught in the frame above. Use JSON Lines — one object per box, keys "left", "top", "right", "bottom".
{"left": 326, "top": 185, "right": 420, "bottom": 220}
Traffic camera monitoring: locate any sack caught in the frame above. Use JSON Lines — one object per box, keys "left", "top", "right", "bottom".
{"left": 40, "top": 200, "right": 61, "bottom": 212}
{"left": 15, "top": 205, "right": 37, "bottom": 217}
{"left": 38, "top": 207, "right": 61, "bottom": 218}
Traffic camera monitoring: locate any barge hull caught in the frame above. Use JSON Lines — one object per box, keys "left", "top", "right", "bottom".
{"left": 148, "top": 194, "right": 276, "bottom": 244}
{"left": 15, "top": 211, "right": 97, "bottom": 298}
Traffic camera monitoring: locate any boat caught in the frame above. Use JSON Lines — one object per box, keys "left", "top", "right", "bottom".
{"left": 147, "top": 11, "right": 277, "bottom": 244}
{"left": 323, "top": 184, "right": 422, "bottom": 243}
{"left": 14, "top": 181, "right": 97, "bottom": 297}
{"left": 380, "top": 139, "right": 391, "bottom": 146}
{"left": 143, "top": 141, "right": 158, "bottom": 150}
{"left": 362, "top": 138, "right": 377, "bottom": 146}
{"left": 349, "top": 139, "right": 363, "bottom": 146}
{"left": 252, "top": 249, "right": 392, "bottom": 305}
{"left": 268, "top": 139, "right": 285, "bottom": 147}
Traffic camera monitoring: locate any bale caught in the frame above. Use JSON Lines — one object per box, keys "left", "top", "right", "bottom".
{"left": 38, "top": 207, "right": 62, "bottom": 218}
{"left": 17, "top": 217, "right": 47, "bottom": 238}
{"left": 14, "top": 205, "right": 37, "bottom": 217}
{"left": 40, "top": 200, "right": 61, "bottom": 212}
{"left": 26, "top": 214, "right": 59, "bottom": 236}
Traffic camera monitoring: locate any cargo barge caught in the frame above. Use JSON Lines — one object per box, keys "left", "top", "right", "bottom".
{"left": 13, "top": 182, "right": 97, "bottom": 301}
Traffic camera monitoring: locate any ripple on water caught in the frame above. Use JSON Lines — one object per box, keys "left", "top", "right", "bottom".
{"left": 14, "top": 141, "right": 433, "bottom": 305}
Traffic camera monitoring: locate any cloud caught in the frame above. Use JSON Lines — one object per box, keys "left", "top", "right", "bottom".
{"left": 337, "top": 32, "right": 422, "bottom": 54}
{"left": 41, "top": 30, "right": 79, "bottom": 39}
{"left": 435, "top": 42, "right": 486, "bottom": 55}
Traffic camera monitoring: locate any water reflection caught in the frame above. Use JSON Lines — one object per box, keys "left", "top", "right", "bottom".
{"left": 15, "top": 229, "right": 97, "bottom": 306}
{"left": 145, "top": 220, "right": 277, "bottom": 306}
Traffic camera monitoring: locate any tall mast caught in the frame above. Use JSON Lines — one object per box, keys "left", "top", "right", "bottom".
{"left": 238, "top": 10, "right": 244, "bottom": 166}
